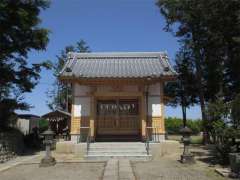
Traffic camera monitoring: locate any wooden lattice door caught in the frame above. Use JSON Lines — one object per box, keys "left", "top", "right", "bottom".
{"left": 96, "top": 99, "right": 140, "bottom": 135}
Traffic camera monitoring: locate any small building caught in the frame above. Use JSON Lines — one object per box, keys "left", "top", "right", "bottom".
{"left": 59, "top": 52, "right": 176, "bottom": 142}
{"left": 42, "top": 109, "right": 71, "bottom": 136}
{"left": 16, "top": 114, "right": 40, "bottom": 135}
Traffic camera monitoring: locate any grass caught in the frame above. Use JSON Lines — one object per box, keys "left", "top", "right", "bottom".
{"left": 167, "top": 134, "right": 203, "bottom": 144}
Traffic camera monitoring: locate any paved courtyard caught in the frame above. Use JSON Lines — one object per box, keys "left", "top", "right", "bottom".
{"left": 0, "top": 157, "right": 229, "bottom": 180}
{"left": 132, "top": 158, "right": 228, "bottom": 180}
{"left": 0, "top": 144, "right": 231, "bottom": 180}
{"left": 0, "top": 162, "right": 105, "bottom": 180}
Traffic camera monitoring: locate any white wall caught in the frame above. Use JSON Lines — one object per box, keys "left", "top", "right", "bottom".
{"left": 148, "top": 83, "right": 162, "bottom": 117}
{"left": 74, "top": 97, "right": 90, "bottom": 117}
{"left": 148, "top": 96, "right": 161, "bottom": 116}
{"left": 73, "top": 84, "right": 91, "bottom": 117}
{"left": 73, "top": 83, "right": 162, "bottom": 117}
{"left": 16, "top": 119, "right": 30, "bottom": 135}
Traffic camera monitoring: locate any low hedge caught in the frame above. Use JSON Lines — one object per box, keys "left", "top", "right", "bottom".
{"left": 165, "top": 117, "right": 202, "bottom": 135}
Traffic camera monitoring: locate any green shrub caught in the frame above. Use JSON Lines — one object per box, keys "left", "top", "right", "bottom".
{"left": 165, "top": 117, "right": 202, "bottom": 135}
{"left": 38, "top": 118, "right": 48, "bottom": 133}
{"left": 0, "top": 127, "right": 25, "bottom": 154}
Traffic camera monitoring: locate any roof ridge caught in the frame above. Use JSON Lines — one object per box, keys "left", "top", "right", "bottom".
{"left": 59, "top": 51, "right": 177, "bottom": 79}
{"left": 67, "top": 51, "right": 166, "bottom": 58}
{"left": 74, "top": 56, "right": 160, "bottom": 59}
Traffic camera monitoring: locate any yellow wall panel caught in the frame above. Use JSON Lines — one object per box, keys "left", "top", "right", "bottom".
{"left": 147, "top": 116, "right": 165, "bottom": 134}
{"left": 70, "top": 117, "right": 90, "bottom": 134}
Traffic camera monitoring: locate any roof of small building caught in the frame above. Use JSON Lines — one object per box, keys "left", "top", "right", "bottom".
{"left": 59, "top": 52, "right": 176, "bottom": 79}
{"left": 18, "top": 114, "right": 40, "bottom": 119}
{"left": 41, "top": 109, "right": 71, "bottom": 122}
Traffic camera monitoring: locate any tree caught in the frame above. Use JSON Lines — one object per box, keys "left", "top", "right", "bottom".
{"left": 47, "top": 40, "right": 90, "bottom": 111}
{"left": 0, "top": 0, "right": 50, "bottom": 129}
{"left": 156, "top": 0, "right": 240, "bottom": 143}
{"left": 205, "top": 94, "right": 230, "bottom": 143}
{"left": 205, "top": 94, "right": 240, "bottom": 163}
{"left": 231, "top": 94, "right": 240, "bottom": 129}
{"left": 165, "top": 47, "right": 197, "bottom": 127}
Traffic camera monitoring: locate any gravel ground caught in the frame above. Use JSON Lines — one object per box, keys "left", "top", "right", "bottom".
{"left": 0, "top": 162, "right": 105, "bottom": 180}
{"left": 132, "top": 157, "right": 229, "bottom": 180}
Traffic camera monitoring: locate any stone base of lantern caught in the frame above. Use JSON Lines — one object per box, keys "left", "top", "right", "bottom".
{"left": 181, "top": 153, "right": 195, "bottom": 164}
{"left": 39, "top": 156, "right": 56, "bottom": 167}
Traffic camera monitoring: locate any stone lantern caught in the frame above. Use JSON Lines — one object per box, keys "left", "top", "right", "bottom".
{"left": 39, "top": 128, "right": 56, "bottom": 167}
{"left": 180, "top": 126, "right": 195, "bottom": 164}
{"left": 229, "top": 153, "right": 240, "bottom": 178}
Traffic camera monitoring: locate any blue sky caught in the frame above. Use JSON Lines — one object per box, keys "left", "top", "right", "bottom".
{"left": 20, "top": 0, "right": 201, "bottom": 119}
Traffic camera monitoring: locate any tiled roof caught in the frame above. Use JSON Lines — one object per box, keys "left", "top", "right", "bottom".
{"left": 59, "top": 52, "right": 176, "bottom": 79}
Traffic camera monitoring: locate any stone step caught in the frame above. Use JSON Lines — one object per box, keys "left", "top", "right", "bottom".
{"left": 85, "top": 142, "right": 150, "bottom": 161}
{"left": 85, "top": 154, "right": 152, "bottom": 161}
{"left": 96, "top": 135, "right": 141, "bottom": 142}
{"left": 89, "top": 147, "right": 146, "bottom": 151}
{"left": 88, "top": 151, "right": 148, "bottom": 155}
{"left": 90, "top": 142, "right": 145, "bottom": 145}
{"left": 89, "top": 148, "right": 146, "bottom": 152}
{"left": 90, "top": 142, "right": 146, "bottom": 148}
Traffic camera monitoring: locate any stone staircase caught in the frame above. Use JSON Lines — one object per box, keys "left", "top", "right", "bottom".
{"left": 85, "top": 142, "right": 151, "bottom": 161}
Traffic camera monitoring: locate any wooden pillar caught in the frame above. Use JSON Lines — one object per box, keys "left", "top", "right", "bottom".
{"left": 89, "top": 89, "right": 95, "bottom": 140}
{"left": 141, "top": 92, "right": 146, "bottom": 140}
{"left": 70, "top": 83, "right": 75, "bottom": 134}
{"left": 160, "top": 81, "right": 165, "bottom": 133}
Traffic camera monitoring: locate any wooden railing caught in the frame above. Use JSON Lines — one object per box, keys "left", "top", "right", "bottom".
{"left": 145, "top": 128, "right": 150, "bottom": 155}
{"left": 145, "top": 127, "right": 162, "bottom": 155}
{"left": 146, "top": 127, "right": 161, "bottom": 142}
{"left": 76, "top": 127, "right": 91, "bottom": 155}
{"left": 86, "top": 128, "right": 91, "bottom": 155}
{"left": 55, "top": 134, "right": 70, "bottom": 141}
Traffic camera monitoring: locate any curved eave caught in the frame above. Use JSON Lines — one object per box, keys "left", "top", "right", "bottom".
{"left": 58, "top": 74, "right": 177, "bottom": 85}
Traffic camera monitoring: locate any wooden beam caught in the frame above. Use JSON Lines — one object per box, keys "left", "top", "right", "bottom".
{"left": 141, "top": 92, "right": 146, "bottom": 140}
{"left": 94, "top": 91, "right": 142, "bottom": 97}
{"left": 70, "top": 83, "right": 76, "bottom": 134}
{"left": 160, "top": 81, "right": 165, "bottom": 133}
{"left": 59, "top": 77, "right": 176, "bottom": 85}
{"left": 90, "top": 87, "right": 95, "bottom": 140}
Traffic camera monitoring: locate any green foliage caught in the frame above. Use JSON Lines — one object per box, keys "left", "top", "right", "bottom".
{"left": 156, "top": 0, "right": 240, "bottom": 143}
{"left": 205, "top": 96, "right": 230, "bottom": 142}
{"left": 165, "top": 117, "right": 202, "bottom": 135}
{"left": 0, "top": 0, "right": 50, "bottom": 129}
{"left": 46, "top": 40, "right": 90, "bottom": 111}
{"left": 206, "top": 95, "right": 240, "bottom": 164}
{"left": 231, "top": 94, "right": 240, "bottom": 129}
{"left": 187, "top": 120, "right": 202, "bottom": 135}
{"left": 0, "top": 127, "right": 25, "bottom": 154}
{"left": 38, "top": 118, "right": 48, "bottom": 133}
{"left": 165, "top": 47, "right": 198, "bottom": 125}
{"left": 165, "top": 117, "right": 183, "bottom": 134}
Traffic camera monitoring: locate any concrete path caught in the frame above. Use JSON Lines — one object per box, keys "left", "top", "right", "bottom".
{"left": 0, "top": 153, "right": 40, "bottom": 172}
{"left": 103, "top": 159, "right": 135, "bottom": 180}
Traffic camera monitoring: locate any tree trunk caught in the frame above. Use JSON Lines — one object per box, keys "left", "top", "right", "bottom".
{"left": 199, "top": 90, "right": 210, "bottom": 144}
{"left": 191, "top": 31, "right": 210, "bottom": 144}
{"left": 182, "top": 105, "right": 187, "bottom": 127}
